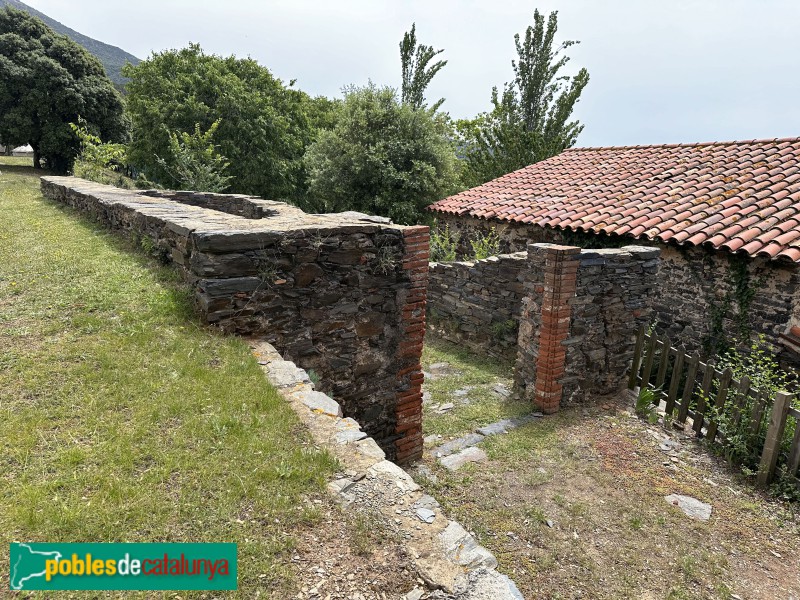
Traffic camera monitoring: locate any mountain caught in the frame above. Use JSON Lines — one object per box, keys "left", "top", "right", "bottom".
{"left": 0, "top": 0, "right": 140, "bottom": 86}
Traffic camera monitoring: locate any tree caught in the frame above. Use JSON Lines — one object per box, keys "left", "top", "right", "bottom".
{"left": 304, "top": 83, "right": 458, "bottom": 225}
{"left": 123, "top": 44, "right": 333, "bottom": 201}
{"left": 0, "top": 7, "right": 127, "bottom": 172}
{"left": 400, "top": 23, "right": 447, "bottom": 111}
{"left": 459, "top": 10, "right": 589, "bottom": 187}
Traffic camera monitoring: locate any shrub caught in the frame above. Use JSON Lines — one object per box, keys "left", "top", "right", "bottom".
{"left": 430, "top": 222, "right": 459, "bottom": 262}
{"left": 70, "top": 121, "right": 134, "bottom": 189}
{"left": 470, "top": 227, "right": 501, "bottom": 260}
{"left": 155, "top": 121, "right": 233, "bottom": 193}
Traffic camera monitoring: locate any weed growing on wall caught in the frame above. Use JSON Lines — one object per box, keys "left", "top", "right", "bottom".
{"left": 430, "top": 222, "right": 459, "bottom": 262}
{"left": 470, "top": 227, "right": 501, "bottom": 260}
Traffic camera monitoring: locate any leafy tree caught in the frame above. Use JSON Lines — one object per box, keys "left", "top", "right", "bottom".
{"left": 400, "top": 23, "right": 447, "bottom": 111}
{"left": 123, "top": 44, "right": 332, "bottom": 200}
{"left": 155, "top": 121, "right": 232, "bottom": 193}
{"left": 0, "top": 7, "right": 127, "bottom": 172}
{"left": 459, "top": 10, "right": 589, "bottom": 186}
{"left": 304, "top": 83, "right": 458, "bottom": 224}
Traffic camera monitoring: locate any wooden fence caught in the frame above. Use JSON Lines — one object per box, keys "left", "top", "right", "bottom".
{"left": 628, "top": 326, "right": 800, "bottom": 488}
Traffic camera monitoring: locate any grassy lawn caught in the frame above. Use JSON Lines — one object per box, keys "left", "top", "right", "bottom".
{"left": 421, "top": 335, "right": 800, "bottom": 600}
{"left": 0, "top": 158, "right": 339, "bottom": 597}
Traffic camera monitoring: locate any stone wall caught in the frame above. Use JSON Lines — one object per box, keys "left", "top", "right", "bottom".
{"left": 514, "top": 244, "right": 659, "bottom": 412}
{"left": 436, "top": 214, "right": 800, "bottom": 366}
{"left": 426, "top": 253, "right": 527, "bottom": 361}
{"left": 41, "top": 176, "right": 427, "bottom": 464}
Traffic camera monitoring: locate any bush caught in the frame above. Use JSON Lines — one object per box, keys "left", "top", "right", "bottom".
{"left": 430, "top": 222, "right": 459, "bottom": 262}
{"left": 155, "top": 121, "right": 232, "bottom": 193}
{"left": 470, "top": 227, "right": 501, "bottom": 260}
{"left": 70, "top": 122, "right": 134, "bottom": 189}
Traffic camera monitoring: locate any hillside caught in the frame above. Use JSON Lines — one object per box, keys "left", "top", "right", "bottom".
{"left": 0, "top": 0, "right": 140, "bottom": 86}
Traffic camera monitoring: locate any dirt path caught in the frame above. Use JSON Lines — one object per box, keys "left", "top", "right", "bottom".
{"left": 418, "top": 337, "right": 800, "bottom": 600}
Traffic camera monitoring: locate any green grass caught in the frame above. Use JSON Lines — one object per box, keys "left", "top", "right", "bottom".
{"left": 421, "top": 337, "right": 530, "bottom": 438}
{"left": 0, "top": 159, "right": 337, "bottom": 597}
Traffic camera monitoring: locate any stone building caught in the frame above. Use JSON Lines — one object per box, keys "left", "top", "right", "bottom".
{"left": 429, "top": 138, "right": 800, "bottom": 364}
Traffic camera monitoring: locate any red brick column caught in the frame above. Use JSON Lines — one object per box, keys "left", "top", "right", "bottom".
{"left": 533, "top": 245, "right": 579, "bottom": 413}
{"left": 394, "top": 225, "right": 429, "bottom": 464}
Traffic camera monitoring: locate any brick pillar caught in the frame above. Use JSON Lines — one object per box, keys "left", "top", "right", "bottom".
{"left": 394, "top": 225, "right": 429, "bottom": 464}
{"left": 533, "top": 245, "right": 579, "bottom": 413}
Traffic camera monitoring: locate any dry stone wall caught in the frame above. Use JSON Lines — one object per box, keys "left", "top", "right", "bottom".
{"left": 437, "top": 215, "right": 800, "bottom": 367}
{"left": 513, "top": 243, "right": 659, "bottom": 412}
{"left": 41, "top": 176, "right": 427, "bottom": 464}
{"left": 427, "top": 253, "right": 527, "bottom": 361}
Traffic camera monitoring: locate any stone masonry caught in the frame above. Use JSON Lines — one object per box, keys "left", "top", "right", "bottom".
{"left": 427, "top": 253, "right": 527, "bottom": 361}
{"left": 513, "top": 243, "right": 659, "bottom": 413}
{"left": 40, "top": 176, "right": 428, "bottom": 464}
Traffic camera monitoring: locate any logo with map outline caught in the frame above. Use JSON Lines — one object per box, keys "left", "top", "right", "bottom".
{"left": 8, "top": 543, "right": 237, "bottom": 591}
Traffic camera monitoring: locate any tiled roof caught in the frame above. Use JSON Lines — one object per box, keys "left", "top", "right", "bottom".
{"left": 429, "top": 138, "right": 800, "bottom": 262}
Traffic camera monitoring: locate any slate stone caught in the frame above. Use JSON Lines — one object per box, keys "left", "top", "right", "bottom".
{"left": 664, "top": 494, "right": 712, "bottom": 521}
{"left": 435, "top": 433, "right": 485, "bottom": 457}
{"left": 416, "top": 508, "right": 436, "bottom": 524}
{"left": 298, "top": 390, "right": 342, "bottom": 417}
{"left": 265, "top": 360, "right": 311, "bottom": 388}
{"left": 438, "top": 521, "right": 497, "bottom": 569}
{"left": 439, "top": 447, "right": 488, "bottom": 471}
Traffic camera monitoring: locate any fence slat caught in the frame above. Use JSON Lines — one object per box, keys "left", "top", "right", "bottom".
{"left": 693, "top": 360, "right": 715, "bottom": 436}
{"left": 640, "top": 333, "right": 657, "bottom": 391}
{"left": 750, "top": 391, "right": 767, "bottom": 436}
{"left": 678, "top": 354, "right": 700, "bottom": 424}
{"left": 757, "top": 392, "right": 792, "bottom": 487}
{"left": 730, "top": 375, "right": 751, "bottom": 431}
{"left": 654, "top": 336, "right": 672, "bottom": 394}
{"left": 628, "top": 325, "right": 646, "bottom": 390}
{"left": 665, "top": 349, "right": 685, "bottom": 415}
{"left": 706, "top": 368, "right": 733, "bottom": 443}
{"left": 788, "top": 417, "right": 800, "bottom": 478}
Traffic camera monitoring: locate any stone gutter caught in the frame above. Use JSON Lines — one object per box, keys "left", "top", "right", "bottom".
{"left": 250, "top": 339, "right": 524, "bottom": 600}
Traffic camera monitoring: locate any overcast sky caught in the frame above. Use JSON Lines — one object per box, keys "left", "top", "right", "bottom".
{"left": 22, "top": 0, "right": 800, "bottom": 147}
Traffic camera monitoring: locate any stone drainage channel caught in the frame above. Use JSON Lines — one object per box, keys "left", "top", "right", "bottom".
{"left": 250, "top": 340, "right": 524, "bottom": 600}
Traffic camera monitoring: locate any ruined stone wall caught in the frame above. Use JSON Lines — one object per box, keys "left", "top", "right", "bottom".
{"left": 436, "top": 215, "right": 800, "bottom": 366}
{"left": 426, "top": 253, "right": 527, "bottom": 361}
{"left": 653, "top": 245, "right": 799, "bottom": 362}
{"left": 514, "top": 244, "right": 658, "bottom": 412}
{"left": 41, "top": 176, "right": 427, "bottom": 464}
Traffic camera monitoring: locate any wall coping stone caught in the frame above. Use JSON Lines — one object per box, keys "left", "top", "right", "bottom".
{"left": 250, "top": 338, "right": 523, "bottom": 599}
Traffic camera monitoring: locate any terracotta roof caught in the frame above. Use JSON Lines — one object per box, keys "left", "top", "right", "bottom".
{"left": 429, "top": 138, "right": 800, "bottom": 262}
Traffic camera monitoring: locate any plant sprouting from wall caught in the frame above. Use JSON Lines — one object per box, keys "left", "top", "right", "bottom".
{"left": 470, "top": 227, "right": 501, "bottom": 260}
{"left": 430, "top": 222, "right": 459, "bottom": 262}
{"left": 70, "top": 120, "right": 132, "bottom": 188}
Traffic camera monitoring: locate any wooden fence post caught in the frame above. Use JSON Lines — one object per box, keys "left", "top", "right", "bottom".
{"left": 757, "top": 391, "right": 793, "bottom": 487}
{"left": 628, "top": 325, "right": 645, "bottom": 390}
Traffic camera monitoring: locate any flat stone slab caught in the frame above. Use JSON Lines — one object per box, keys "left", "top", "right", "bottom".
{"left": 665, "top": 494, "right": 712, "bottom": 521}
{"left": 455, "top": 567, "right": 525, "bottom": 600}
{"left": 439, "top": 447, "right": 488, "bottom": 471}
{"left": 369, "top": 460, "right": 421, "bottom": 493}
{"left": 435, "top": 433, "right": 485, "bottom": 457}
{"left": 439, "top": 521, "right": 497, "bottom": 569}
{"left": 334, "top": 429, "right": 367, "bottom": 444}
{"left": 476, "top": 413, "right": 541, "bottom": 437}
{"left": 264, "top": 360, "right": 310, "bottom": 388}
{"left": 298, "top": 390, "right": 342, "bottom": 417}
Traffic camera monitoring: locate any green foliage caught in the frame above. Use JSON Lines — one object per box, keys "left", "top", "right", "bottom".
{"left": 303, "top": 83, "right": 459, "bottom": 224}
{"left": 70, "top": 120, "right": 132, "bottom": 188}
{"left": 470, "top": 227, "right": 501, "bottom": 260}
{"left": 636, "top": 386, "right": 658, "bottom": 417}
{"left": 123, "top": 44, "right": 331, "bottom": 201}
{"left": 400, "top": 23, "right": 447, "bottom": 111}
{"left": 430, "top": 222, "right": 459, "bottom": 262}
{"left": 0, "top": 7, "right": 127, "bottom": 173}
{"left": 709, "top": 336, "right": 797, "bottom": 491}
{"left": 155, "top": 121, "right": 232, "bottom": 193}
{"left": 458, "top": 10, "right": 589, "bottom": 187}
